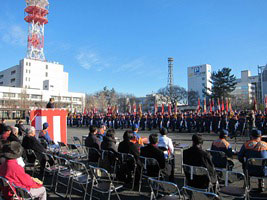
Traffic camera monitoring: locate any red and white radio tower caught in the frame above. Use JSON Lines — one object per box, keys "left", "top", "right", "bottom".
{"left": 24, "top": 0, "right": 49, "bottom": 61}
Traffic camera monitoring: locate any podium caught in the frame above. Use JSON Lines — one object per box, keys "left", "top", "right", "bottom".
{"left": 30, "top": 109, "right": 67, "bottom": 144}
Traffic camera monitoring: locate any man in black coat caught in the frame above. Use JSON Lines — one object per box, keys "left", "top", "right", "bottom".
{"left": 118, "top": 131, "right": 141, "bottom": 184}
{"left": 46, "top": 98, "right": 55, "bottom": 108}
{"left": 85, "top": 126, "right": 101, "bottom": 163}
{"left": 183, "top": 134, "right": 217, "bottom": 189}
{"left": 140, "top": 133, "right": 170, "bottom": 179}
{"left": 22, "top": 126, "right": 46, "bottom": 174}
{"left": 15, "top": 120, "right": 26, "bottom": 137}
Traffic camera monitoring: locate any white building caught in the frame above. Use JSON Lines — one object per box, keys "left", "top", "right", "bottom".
{"left": 187, "top": 64, "right": 212, "bottom": 101}
{"left": 231, "top": 70, "right": 258, "bottom": 104}
{"left": 0, "top": 58, "right": 85, "bottom": 112}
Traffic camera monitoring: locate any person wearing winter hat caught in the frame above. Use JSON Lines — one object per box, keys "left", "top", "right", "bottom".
{"left": 0, "top": 141, "right": 47, "bottom": 200}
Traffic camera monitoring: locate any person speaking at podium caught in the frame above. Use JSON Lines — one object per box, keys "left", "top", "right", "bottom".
{"left": 46, "top": 98, "right": 55, "bottom": 108}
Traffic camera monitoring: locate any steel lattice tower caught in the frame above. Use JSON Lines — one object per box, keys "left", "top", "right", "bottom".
{"left": 24, "top": 0, "right": 49, "bottom": 61}
{"left": 168, "top": 57, "right": 174, "bottom": 97}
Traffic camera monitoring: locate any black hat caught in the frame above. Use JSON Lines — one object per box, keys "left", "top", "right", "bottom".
{"left": 3, "top": 141, "right": 23, "bottom": 159}
{"left": 251, "top": 129, "right": 261, "bottom": 138}
{"left": 192, "top": 134, "right": 203, "bottom": 145}
{"left": 3, "top": 126, "right": 12, "bottom": 132}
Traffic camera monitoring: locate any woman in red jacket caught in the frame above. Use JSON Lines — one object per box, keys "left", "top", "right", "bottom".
{"left": 0, "top": 141, "right": 47, "bottom": 200}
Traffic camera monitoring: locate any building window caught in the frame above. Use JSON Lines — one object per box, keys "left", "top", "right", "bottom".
{"left": 62, "top": 96, "right": 71, "bottom": 101}
{"left": 28, "top": 78, "right": 30, "bottom": 81}
{"left": 3, "top": 93, "right": 15, "bottom": 98}
{"left": 73, "top": 97, "right": 81, "bottom": 101}
{"left": 202, "top": 77, "right": 205, "bottom": 81}
{"left": 11, "top": 70, "right": 16, "bottom": 75}
{"left": 46, "top": 65, "right": 48, "bottom": 69}
{"left": 10, "top": 78, "right": 15, "bottom": 83}
{"left": 0, "top": 75, "right": 4, "bottom": 79}
{"left": 26, "top": 62, "right": 28, "bottom": 66}
{"left": 29, "top": 62, "right": 31, "bottom": 66}
{"left": 31, "top": 94, "right": 42, "bottom": 99}
{"left": 26, "top": 69, "right": 28, "bottom": 73}
{"left": 46, "top": 72, "right": 48, "bottom": 77}
{"left": 0, "top": 82, "right": 3, "bottom": 85}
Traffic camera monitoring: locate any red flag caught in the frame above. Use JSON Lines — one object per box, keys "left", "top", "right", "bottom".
{"left": 83, "top": 108, "right": 87, "bottom": 115}
{"left": 133, "top": 104, "right": 136, "bottom": 115}
{"left": 204, "top": 98, "right": 207, "bottom": 113}
{"left": 162, "top": 104, "right": 164, "bottom": 115}
{"left": 154, "top": 103, "right": 158, "bottom": 115}
{"left": 254, "top": 97, "right": 257, "bottom": 112}
{"left": 168, "top": 104, "right": 172, "bottom": 115}
{"left": 197, "top": 98, "right": 200, "bottom": 113}
{"left": 217, "top": 98, "right": 221, "bottom": 112}
{"left": 174, "top": 102, "right": 178, "bottom": 114}
{"left": 209, "top": 99, "right": 212, "bottom": 113}
{"left": 221, "top": 98, "right": 225, "bottom": 111}
{"left": 225, "top": 98, "right": 229, "bottom": 112}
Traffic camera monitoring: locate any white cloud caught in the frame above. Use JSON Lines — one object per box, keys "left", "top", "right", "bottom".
{"left": 1, "top": 24, "right": 27, "bottom": 46}
{"left": 116, "top": 57, "right": 145, "bottom": 73}
{"left": 76, "top": 50, "right": 110, "bottom": 71}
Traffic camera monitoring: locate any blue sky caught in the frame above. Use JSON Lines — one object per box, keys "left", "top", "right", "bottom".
{"left": 1, "top": 0, "right": 267, "bottom": 97}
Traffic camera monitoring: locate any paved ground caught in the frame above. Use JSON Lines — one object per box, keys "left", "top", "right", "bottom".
{"left": 6, "top": 120, "right": 267, "bottom": 199}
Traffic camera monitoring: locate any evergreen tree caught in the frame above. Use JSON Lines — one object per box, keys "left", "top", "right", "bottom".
{"left": 204, "top": 67, "right": 237, "bottom": 99}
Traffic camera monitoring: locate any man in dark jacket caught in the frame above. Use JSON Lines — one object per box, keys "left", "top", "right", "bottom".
{"left": 183, "top": 134, "right": 217, "bottom": 189}
{"left": 46, "top": 98, "right": 55, "bottom": 108}
{"left": 15, "top": 120, "right": 26, "bottom": 137}
{"left": 101, "top": 129, "right": 117, "bottom": 152}
{"left": 22, "top": 126, "right": 46, "bottom": 174}
{"left": 140, "top": 134, "right": 170, "bottom": 179}
{"left": 85, "top": 126, "right": 101, "bottom": 163}
{"left": 85, "top": 126, "right": 101, "bottom": 150}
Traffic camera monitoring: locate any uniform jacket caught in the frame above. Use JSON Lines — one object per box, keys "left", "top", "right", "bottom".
{"left": 238, "top": 139, "right": 267, "bottom": 176}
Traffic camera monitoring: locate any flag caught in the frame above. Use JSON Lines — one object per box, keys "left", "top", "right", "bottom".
{"left": 212, "top": 98, "right": 215, "bottom": 112}
{"left": 228, "top": 99, "right": 232, "bottom": 112}
{"left": 128, "top": 103, "right": 131, "bottom": 114}
{"left": 133, "top": 104, "right": 137, "bottom": 115}
{"left": 225, "top": 98, "right": 229, "bottom": 112}
{"left": 162, "top": 104, "right": 164, "bottom": 115}
{"left": 154, "top": 103, "right": 158, "bottom": 115}
{"left": 83, "top": 108, "right": 87, "bottom": 115}
{"left": 254, "top": 97, "right": 257, "bottom": 112}
{"left": 115, "top": 105, "right": 118, "bottom": 114}
{"left": 217, "top": 98, "right": 221, "bottom": 112}
{"left": 138, "top": 104, "right": 142, "bottom": 116}
{"left": 204, "top": 98, "right": 207, "bottom": 113}
{"left": 168, "top": 104, "right": 172, "bottom": 115}
{"left": 209, "top": 99, "right": 212, "bottom": 113}
{"left": 197, "top": 98, "right": 200, "bottom": 113}
{"left": 174, "top": 102, "right": 178, "bottom": 114}
{"left": 221, "top": 98, "right": 225, "bottom": 111}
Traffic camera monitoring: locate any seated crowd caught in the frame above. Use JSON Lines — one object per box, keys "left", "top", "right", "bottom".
{"left": 0, "top": 118, "right": 266, "bottom": 200}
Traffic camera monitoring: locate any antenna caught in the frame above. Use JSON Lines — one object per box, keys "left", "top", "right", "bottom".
{"left": 24, "top": 0, "right": 49, "bottom": 61}
{"left": 168, "top": 57, "right": 174, "bottom": 98}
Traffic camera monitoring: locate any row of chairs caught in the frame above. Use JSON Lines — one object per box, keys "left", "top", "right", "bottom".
{"left": 41, "top": 151, "right": 126, "bottom": 200}
{"left": 208, "top": 149, "right": 267, "bottom": 192}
